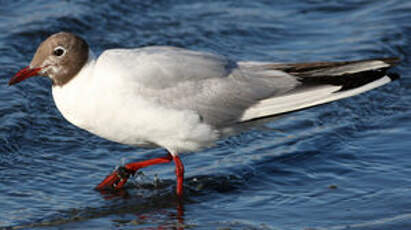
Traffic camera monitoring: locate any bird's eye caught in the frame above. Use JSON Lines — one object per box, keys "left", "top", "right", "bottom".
{"left": 53, "top": 47, "right": 66, "bottom": 57}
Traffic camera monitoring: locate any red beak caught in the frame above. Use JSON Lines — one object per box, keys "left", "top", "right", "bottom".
{"left": 9, "top": 66, "right": 42, "bottom": 86}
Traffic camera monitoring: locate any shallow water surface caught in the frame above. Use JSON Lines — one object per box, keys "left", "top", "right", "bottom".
{"left": 1, "top": 0, "right": 411, "bottom": 229}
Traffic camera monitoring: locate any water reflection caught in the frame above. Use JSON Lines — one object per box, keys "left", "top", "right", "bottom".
{"left": 98, "top": 188, "right": 186, "bottom": 229}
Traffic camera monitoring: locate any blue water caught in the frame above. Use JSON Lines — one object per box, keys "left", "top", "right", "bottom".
{"left": 1, "top": 0, "right": 411, "bottom": 229}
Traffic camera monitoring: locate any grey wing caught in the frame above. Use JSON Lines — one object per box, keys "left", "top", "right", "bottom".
{"left": 100, "top": 46, "right": 233, "bottom": 89}
{"left": 126, "top": 47, "right": 300, "bottom": 127}
{"left": 127, "top": 47, "right": 399, "bottom": 130}
{"left": 149, "top": 56, "right": 399, "bottom": 127}
{"left": 142, "top": 71, "right": 300, "bottom": 127}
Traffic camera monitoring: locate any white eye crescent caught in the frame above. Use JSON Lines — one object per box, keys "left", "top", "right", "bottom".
{"left": 53, "top": 46, "right": 66, "bottom": 57}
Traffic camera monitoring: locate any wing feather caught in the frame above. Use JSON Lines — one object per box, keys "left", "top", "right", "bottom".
{"left": 96, "top": 48, "right": 398, "bottom": 128}
{"left": 96, "top": 47, "right": 299, "bottom": 127}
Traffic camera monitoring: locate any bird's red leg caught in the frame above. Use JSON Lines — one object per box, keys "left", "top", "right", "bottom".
{"left": 95, "top": 153, "right": 173, "bottom": 191}
{"left": 173, "top": 155, "right": 184, "bottom": 197}
{"left": 95, "top": 152, "right": 185, "bottom": 197}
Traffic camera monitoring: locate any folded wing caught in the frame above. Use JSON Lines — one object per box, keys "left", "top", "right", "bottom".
{"left": 97, "top": 47, "right": 399, "bottom": 128}
{"left": 239, "top": 58, "right": 399, "bottom": 122}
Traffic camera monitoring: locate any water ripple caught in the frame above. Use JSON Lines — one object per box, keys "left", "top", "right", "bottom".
{"left": 0, "top": 0, "right": 410, "bottom": 229}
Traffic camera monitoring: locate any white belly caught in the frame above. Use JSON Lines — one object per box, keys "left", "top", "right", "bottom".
{"left": 51, "top": 54, "right": 219, "bottom": 154}
{"left": 52, "top": 78, "right": 219, "bottom": 154}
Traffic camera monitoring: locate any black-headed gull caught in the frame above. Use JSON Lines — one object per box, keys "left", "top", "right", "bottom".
{"left": 9, "top": 32, "right": 399, "bottom": 197}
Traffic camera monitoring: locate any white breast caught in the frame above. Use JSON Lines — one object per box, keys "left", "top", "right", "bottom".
{"left": 52, "top": 55, "right": 97, "bottom": 131}
{"left": 52, "top": 51, "right": 219, "bottom": 154}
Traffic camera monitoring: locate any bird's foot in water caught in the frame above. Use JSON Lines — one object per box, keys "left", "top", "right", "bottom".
{"left": 95, "top": 166, "right": 133, "bottom": 190}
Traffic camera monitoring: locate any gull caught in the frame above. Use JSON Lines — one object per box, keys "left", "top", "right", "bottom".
{"left": 9, "top": 32, "right": 399, "bottom": 197}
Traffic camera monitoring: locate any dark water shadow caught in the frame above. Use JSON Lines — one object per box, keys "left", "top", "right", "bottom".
{"left": 3, "top": 173, "right": 247, "bottom": 230}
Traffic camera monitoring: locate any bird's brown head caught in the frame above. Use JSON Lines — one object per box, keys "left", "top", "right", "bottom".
{"left": 9, "top": 32, "right": 89, "bottom": 86}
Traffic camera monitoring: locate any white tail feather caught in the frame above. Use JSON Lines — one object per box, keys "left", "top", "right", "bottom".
{"left": 240, "top": 76, "right": 392, "bottom": 122}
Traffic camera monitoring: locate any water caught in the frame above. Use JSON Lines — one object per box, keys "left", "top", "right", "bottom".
{"left": 1, "top": 0, "right": 410, "bottom": 229}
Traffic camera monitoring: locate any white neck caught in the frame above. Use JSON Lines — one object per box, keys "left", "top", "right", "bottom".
{"left": 52, "top": 50, "right": 96, "bottom": 130}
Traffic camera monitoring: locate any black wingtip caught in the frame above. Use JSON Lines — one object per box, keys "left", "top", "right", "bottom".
{"left": 387, "top": 72, "right": 400, "bottom": 81}
{"left": 381, "top": 57, "right": 401, "bottom": 66}
{"left": 382, "top": 57, "right": 400, "bottom": 81}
